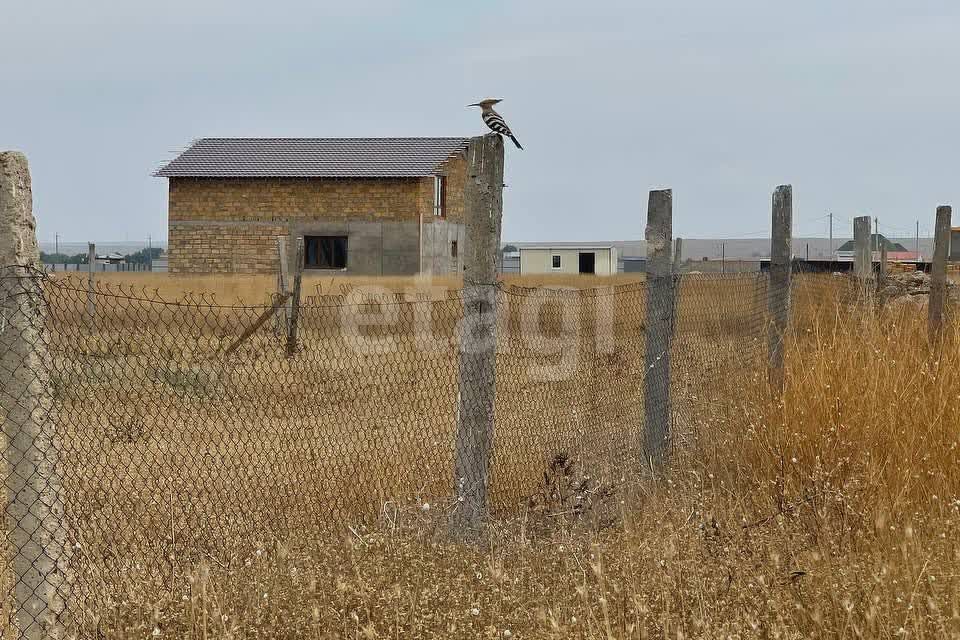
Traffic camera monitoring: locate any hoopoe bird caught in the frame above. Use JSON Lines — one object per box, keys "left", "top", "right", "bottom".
{"left": 468, "top": 98, "right": 523, "bottom": 149}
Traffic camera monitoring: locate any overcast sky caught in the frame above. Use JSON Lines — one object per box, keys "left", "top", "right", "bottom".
{"left": 2, "top": 0, "right": 958, "bottom": 245}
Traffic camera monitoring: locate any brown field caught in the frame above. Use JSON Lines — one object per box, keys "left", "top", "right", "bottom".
{"left": 50, "top": 271, "right": 648, "bottom": 304}
{"left": 3, "top": 273, "right": 959, "bottom": 638}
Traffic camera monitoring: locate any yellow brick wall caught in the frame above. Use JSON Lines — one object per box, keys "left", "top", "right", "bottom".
{"left": 169, "top": 177, "right": 425, "bottom": 222}
{"left": 419, "top": 152, "right": 467, "bottom": 224}
{"left": 439, "top": 152, "right": 467, "bottom": 223}
{"left": 169, "top": 222, "right": 288, "bottom": 273}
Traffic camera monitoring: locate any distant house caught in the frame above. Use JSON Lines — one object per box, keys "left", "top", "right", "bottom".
{"left": 500, "top": 250, "right": 520, "bottom": 273}
{"left": 835, "top": 234, "right": 918, "bottom": 261}
{"left": 155, "top": 137, "right": 471, "bottom": 275}
{"left": 96, "top": 253, "right": 125, "bottom": 265}
{"left": 620, "top": 256, "right": 646, "bottom": 273}
{"left": 517, "top": 244, "right": 619, "bottom": 275}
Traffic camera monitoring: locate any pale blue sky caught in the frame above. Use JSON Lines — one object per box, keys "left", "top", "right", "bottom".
{"left": 2, "top": 0, "right": 958, "bottom": 245}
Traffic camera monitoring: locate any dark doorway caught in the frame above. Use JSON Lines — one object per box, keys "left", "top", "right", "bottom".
{"left": 578, "top": 252, "right": 596, "bottom": 274}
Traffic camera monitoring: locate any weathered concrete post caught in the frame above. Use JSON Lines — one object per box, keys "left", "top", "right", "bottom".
{"left": 929, "top": 206, "right": 952, "bottom": 343}
{"left": 0, "top": 152, "right": 72, "bottom": 638}
{"left": 670, "top": 237, "right": 683, "bottom": 337}
{"left": 276, "top": 236, "right": 292, "bottom": 336}
{"left": 451, "top": 134, "right": 504, "bottom": 537}
{"left": 853, "top": 216, "right": 872, "bottom": 283}
{"left": 285, "top": 237, "right": 304, "bottom": 356}
{"left": 880, "top": 243, "right": 888, "bottom": 279}
{"left": 86, "top": 242, "right": 95, "bottom": 327}
{"left": 767, "top": 185, "right": 793, "bottom": 394}
{"left": 644, "top": 189, "right": 673, "bottom": 469}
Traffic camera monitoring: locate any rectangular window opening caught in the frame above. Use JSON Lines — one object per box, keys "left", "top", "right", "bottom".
{"left": 434, "top": 175, "right": 447, "bottom": 217}
{"left": 551, "top": 254, "right": 562, "bottom": 269}
{"left": 304, "top": 235, "right": 348, "bottom": 270}
{"left": 451, "top": 240, "right": 458, "bottom": 258}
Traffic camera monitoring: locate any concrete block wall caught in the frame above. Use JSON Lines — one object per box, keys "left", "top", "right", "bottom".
{"left": 422, "top": 219, "right": 465, "bottom": 275}
{"left": 286, "top": 220, "right": 422, "bottom": 276}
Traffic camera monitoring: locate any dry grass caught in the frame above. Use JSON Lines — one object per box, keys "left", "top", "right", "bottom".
{"left": 51, "top": 271, "right": 647, "bottom": 305}
{"left": 5, "top": 274, "right": 960, "bottom": 638}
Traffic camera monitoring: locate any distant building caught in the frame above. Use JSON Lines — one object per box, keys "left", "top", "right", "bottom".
{"left": 518, "top": 244, "right": 618, "bottom": 275}
{"left": 156, "top": 137, "right": 471, "bottom": 275}
{"left": 620, "top": 256, "right": 647, "bottom": 273}
{"left": 835, "top": 234, "right": 918, "bottom": 261}
{"left": 500, "top": 250, "right": 520, "bottom": 273}
{"left": 952, "top": 227, "right": 960, "bottom": 261}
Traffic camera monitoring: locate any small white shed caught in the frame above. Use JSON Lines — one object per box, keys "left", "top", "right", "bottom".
{"left": 518, "top": 244, "right": 618, "bottom": 276}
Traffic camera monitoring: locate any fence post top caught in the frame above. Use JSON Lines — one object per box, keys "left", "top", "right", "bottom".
{"left": 0, "top": 149, "right": 28, "bottom": 167}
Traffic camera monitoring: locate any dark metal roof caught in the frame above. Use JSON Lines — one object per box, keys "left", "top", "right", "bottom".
{"left": 155, "top": 137, "right": 471, "bottom": 178}
{"left": 835, "top": 234, "right": 908, "bottom": 253}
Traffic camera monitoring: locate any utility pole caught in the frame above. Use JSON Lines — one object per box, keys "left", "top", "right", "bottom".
{"left": 54, "top": 233, "right": 59, "bottom": 256}
{"left": 874, "top": 217, "right": 879, "bottom": 253}
{"left": 148, "top": 234, "right": 153, "bottom": 271}
{"left": 720, "top": 242, "right": 725, "bottom": 273}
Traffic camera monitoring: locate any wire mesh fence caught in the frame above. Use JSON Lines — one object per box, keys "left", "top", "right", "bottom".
{"left": 0, "top": 265, "right": 837, "bottom": 637}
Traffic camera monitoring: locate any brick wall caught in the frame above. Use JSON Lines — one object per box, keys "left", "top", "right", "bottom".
{"left": 415, "top": 152, "right": 468, "bottom": 224}
{"left": 167, "top": 150, "right": 469, "bottom": 274}
{"left": 170, "top": 177, "right": 425, "bottom": 222}
{"left": 169, "top": 222, "right": 287, "bottom": 274}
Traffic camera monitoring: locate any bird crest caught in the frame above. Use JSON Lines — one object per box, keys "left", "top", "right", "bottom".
{"left": 468, "top": 98, "right": 503, "bottom": 109}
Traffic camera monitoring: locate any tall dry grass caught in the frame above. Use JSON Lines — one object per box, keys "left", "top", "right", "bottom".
{"left": 6, "top": 275, "right": 960, "bottom": 638}
{"left": 104, "top": 280, "right": 958, "bottom": 638}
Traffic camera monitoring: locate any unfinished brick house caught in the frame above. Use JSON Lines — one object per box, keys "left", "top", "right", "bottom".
{"left": 156, "top": 137, "right": 470, "bottom": 275}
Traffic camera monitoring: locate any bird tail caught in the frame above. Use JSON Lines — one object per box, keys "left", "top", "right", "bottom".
{"left": 508, "top": 134, "right": 523, "bottom": 150}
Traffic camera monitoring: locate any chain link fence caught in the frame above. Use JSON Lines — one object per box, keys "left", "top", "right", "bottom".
{"left": 1, "top": 264, "right": 799, "bottom": 636}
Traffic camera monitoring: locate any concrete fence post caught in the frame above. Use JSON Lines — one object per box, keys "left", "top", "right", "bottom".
{"left": 767, "top": 185, "right": 793, "bottom": 394}
{"left": 643, "top": 189, "right": 673, "bottom": 469}
{"left": 451, "top": 134, "right": 504, "bottom": 538}
{"left": 0, "top": 151, "right": 73, "bottom": 638}
{"left": 929, "top": 206, "right": 952, "bottom": 343}
{"left": 276, "top": 237, "right": 292, "bottom": 336}
{"left": 853, "top": 216, "right": 872, "bottom": 284}
{"left": 86, "top": 242, "right": 95, "bottom": 327}
{"left": 285, "top": 237, "right": 304, "bottom": 357}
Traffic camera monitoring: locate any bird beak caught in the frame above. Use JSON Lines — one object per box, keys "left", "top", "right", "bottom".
{"left": 467, "top": 103, "right": 480, "bottom": 107}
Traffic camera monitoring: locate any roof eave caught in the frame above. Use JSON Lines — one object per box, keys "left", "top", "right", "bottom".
{"left": 155, "top": 173, "right": 434, "bottom": 179}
